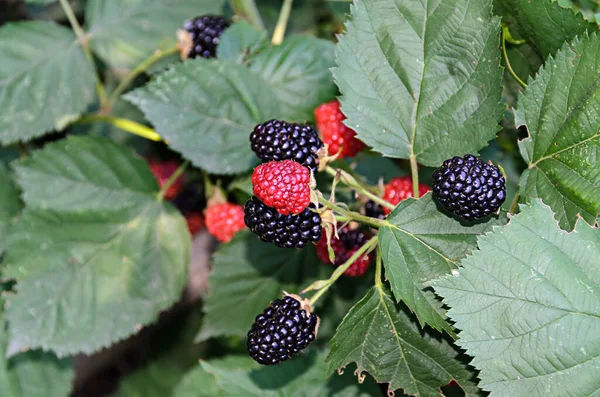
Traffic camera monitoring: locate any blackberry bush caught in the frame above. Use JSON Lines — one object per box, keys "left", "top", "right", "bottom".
{"left": 0, "top": 0, "right": 597, "bottom": 396}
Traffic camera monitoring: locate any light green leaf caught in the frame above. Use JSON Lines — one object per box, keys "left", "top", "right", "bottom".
{"left": 198, "top": 351, "right": 380, "bottom": 397}
{"left": 378, "top": 193, "right": 507, "bottom": 334}
{"left": 85, "top": 0, "right": 225, "bottom": 70}
{"left": 0, "top": 21, "right": 97, "bottom": 144}
{"left": 432, "top": 200, "right": 600, "bottom": 396}
{"left": 0, "top": 309, "right": 73, "bottom": 397}
{"left": 196, "top": 231, "right": 321, "bottom": 342}
{"left": 3, "top": 136, "right": 190, "bottom": 357}
{"left": 126, "top": 59, "right": 281, "bottom": 174}
{"left": 249, "top": 36, "right": 337, "bottom": 122}
{"left": 0, "top": 166, "right": 20, "bottom": 255}
{"left": 333, "top": 0, "right": 503, "bottom": 166}
{"left": 217, "top": 21, "right": 268, "bottom": 63}
{"left": 516, "top": 32, "right": 600, "bottom": 231}
{"left": 327, "top": 286, "right": 481, "bottom": 396}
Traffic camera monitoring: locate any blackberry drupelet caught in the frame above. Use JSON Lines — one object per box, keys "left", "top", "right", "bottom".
{"left": 172, "top": 182, "right": 206, "bottom": 215}
{"left": 432, "top": 154, "right": 506, "bottom": 221}
{"left": 364, "top": 200, "right": 385, "bottom": 220}
{"left": 247, "top": 296, "right": 318, "bottom": 365}
{"left": 250, "top": 120, "right": 324, "bottom": 171}
{"left": 183, "top": 15, "right": 229, "bottom": 58}
{"left": 244, "top": 196, "right": 322, "bottom": 248}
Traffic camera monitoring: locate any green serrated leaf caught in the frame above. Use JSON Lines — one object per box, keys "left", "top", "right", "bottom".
{"left": 0, "top": 21, "right": 97, "bottom": 144}
{"left": 85, "top": 0, "right": 225, "bottom": 70}
{"left": 327, "top": 286, "right": 481, "bottom": 396}
{"left": 378, "top": 193, "right": 507, "bottom": 334}
{"left": 0, "top": 166, "right": 20, "bottom": 255}
{"left": 249, "top": 36, "right": 337, "bottom": 122}
{"left": 196, "top": 231, "right": 322, "bottom": 342}
{"left": 333, "top": 0, "right": 503, "bottom": 167}
{"left": 172, "top": 363, "right": 225, "bottom": 397}
{"left": 14, "top": 135, "right": 157, "bottom": 212}
{"left": 3, "top": 136, "right": 190, "bottom": 357}
{"left": 0, "top": 308, "right": 73, "bottom": 397}
{"left": 495, "top": 0, "right": 595, "bottom": 77}
{"left": 217, "top": 21, "right": 268, "bottom": 63}
{"left": 432, "top": 200, "right": 600, "bottom": 396}
{"left": 126, "top": 59, "right": 281, "bottom": 174}
{"left": 199, "top": 351, "right": 380, "bottom": 397}
{"left": 516, "top": 32, "right": 600, "bottom": 231}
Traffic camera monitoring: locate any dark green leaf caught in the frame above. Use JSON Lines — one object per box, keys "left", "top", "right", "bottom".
{"left": 333, "top": 0, "right": 503, "bottom": 166}
{"left": 495, "top": 0, "right": 595, "bottom": 77}
{"left": 433, "top": 200, "right": 600, "bottom": 396}
{"left": 516, "top": 32, "right": 600, "bottom": 230}
{"left": 217, "top": 21, "right": 268, "bottom": 63}
{"left": 0, "top": 166, "right": 20, "bottom": 255}
{"left": 0, "top": 21, "right": 97, "bottom": 144}
{"left": 85, "top": 0, "right": 225, "bottom": 70}
{"left": 378, "top": 194, "right": 507, "bottom": 334}
{"left": 249, "top": 36, "right": 337, "bottom": 122}
{"left": 327, "top": 286, "right": 480, "bottom": 396}
{"left": 4, "top": 136, "right": 190, "bottom": 356}
{"left": 0, "top": 308, "right": 73, "bottom": 397}
{"left": 126, "top": 59, "right": 281, "bottom": 174}
{"left": 198, "top": 351, "right": 380, "bottom": 397}
{"left": 196, "top": 231, "right": 322, "bottom": 341}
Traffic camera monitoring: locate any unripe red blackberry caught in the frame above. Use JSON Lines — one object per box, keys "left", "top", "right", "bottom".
{"left": 432, "top": 154, "right": 506, "bottom": 221}
{"left": 247, "top": 295, "right": 318, "bottom": 365}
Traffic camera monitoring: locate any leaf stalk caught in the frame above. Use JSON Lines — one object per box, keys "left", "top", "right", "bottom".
{"left": 317, "top": 196, "right": 387, "bottom": 229}
{"left": 58, "top": 0, "right": 107, "bottom": 106}
{"left": 409, "top": 154, "right": 420, "bottom": 198}
{"left": 157, "top": 160, "right": 189, "bottom": 201}
{"left": 77, "top": 115, "right": 162, "bottom": 142}
{"left": 272, "top": 0, "right": 293, "bottom": 45}
{"left": 324, "top": 166, "right": 393, "bottom": 210}
{"left": 501, "top": 26, "right": 527, "bottom": 89}
{"left": 107, "top": 45, "right": 180, "bottom": 108}
{"left": 308, "top": 236, "right": 378, "bottom": 307}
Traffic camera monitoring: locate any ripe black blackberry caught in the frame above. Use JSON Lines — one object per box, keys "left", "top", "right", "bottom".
{"left": 183, "top": 15, "right": 229, "bottom": 58}
{"left": 432, "top": 154, "right": 506, "bottom": 221}
{"left": 339, "top": 228, "right": 369, "bottom": 249}
{"left": 250, "top": 120, "right": 323, "bottom": 171}
{"left": 364, "top": 200, "right": 385, "bottom": 220}
{"left": 171, "top": 182, "right": 206, "bottom": 215}
{"left": 244, "top": 196, "right": 322, "bottom": 248}
{"left": 247, "top": 295, "right": 318, "bottom": 365}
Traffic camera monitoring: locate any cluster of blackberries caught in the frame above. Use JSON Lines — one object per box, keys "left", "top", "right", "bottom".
{"left": 183, "top": 15, "right": 229, "bottom": 58}
{"left": 247, "top": 296, "right": 318, "bottom": 365}
{"left": 245, "top": 120, "right": 324, "bottom": 248}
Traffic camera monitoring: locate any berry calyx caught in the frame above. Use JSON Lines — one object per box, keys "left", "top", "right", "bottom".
{"left": 205, "top": 203, "right": 246, "bottom": 243}
{"left": 315, "top": 227, "right": 371, "bottom": 277}
{"left": 252, "top": 160, "right": 311, "bottom": 216}
{"left": 185, "top": 212, "right": 205, "bottom": 235}
{"left": 244, "top": 196, "right": 322, "bottom": 249}
{"left": 314, "top": 100, "right": 365, "bottom": 159}
{"left": 183, "top": 15, "right": 229, "bottom": 59}
{"left": 247, "top": 295, "right": 318, "bottom": 365}
{"left": 382, "top": 176, "right": 431, "bottom": 214}
{"left": 250, "top": 120, "right": 323, "bottom": 171}
{"left": 148, "top": 160, "right": 184, "bottom": 200}
{"left": 432, "top": 154, "right": 506, "bottom": 221}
